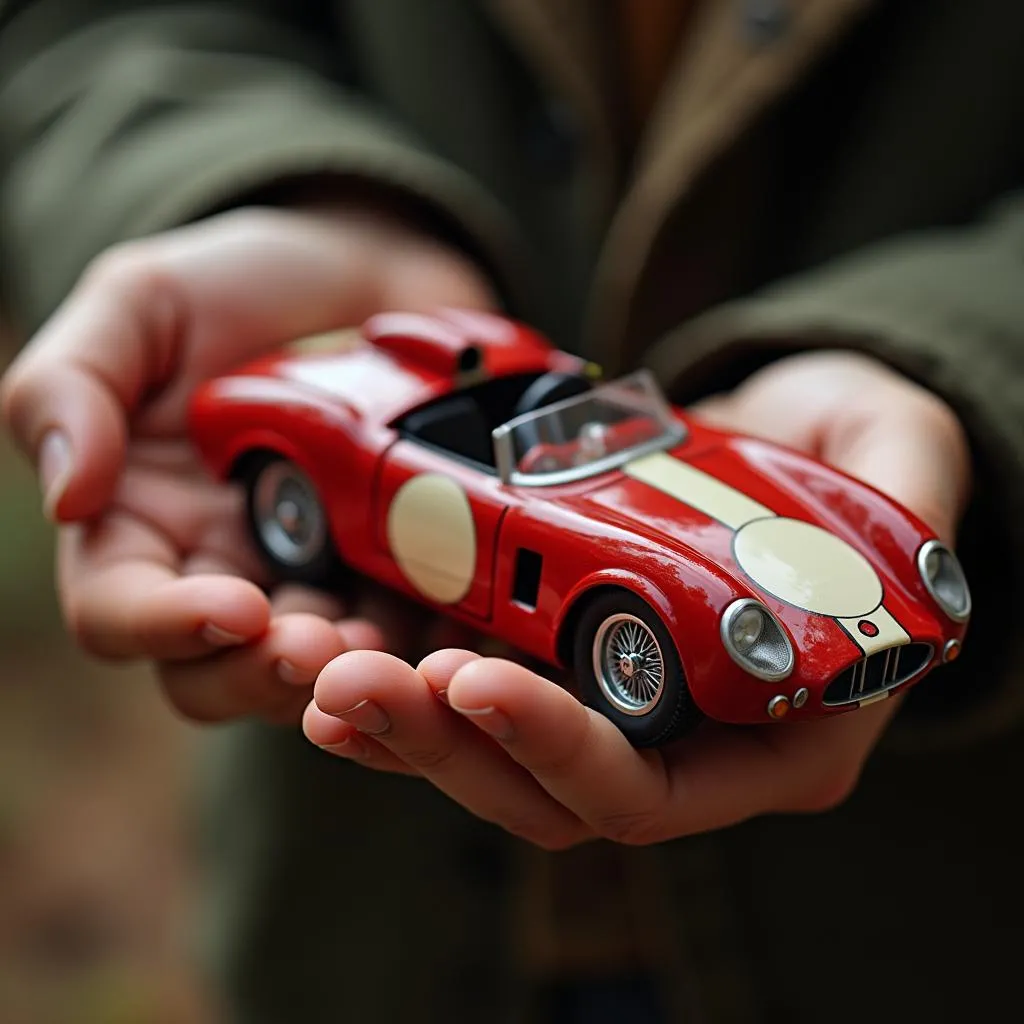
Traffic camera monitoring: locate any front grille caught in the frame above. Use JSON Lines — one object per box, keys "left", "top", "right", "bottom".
{"left": 823, "top": 642, "right": 933, "bottom": 706}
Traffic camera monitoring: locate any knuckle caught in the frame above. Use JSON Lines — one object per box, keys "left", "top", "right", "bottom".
{"left": 0, "top": 362, "right": 30, "bottom": 431}
{"left": 913, "top": 387, "right": 962, "bottom": 430}
{"left": 396, "top": 742, "right": 460, "bottom": 772}
{"left": 82, "top": 243, "right": 151, "bottom": 290}
{"left": 592, "top": 808, "right": 664, "bottom": 846}
{"left": 80, "top": 243, "right": 176, "bottom": 312}
{"left": 0, "top": 354, "right": 55, "bottom": 447}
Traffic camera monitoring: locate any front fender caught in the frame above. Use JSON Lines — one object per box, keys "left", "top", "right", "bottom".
{"left": 552, "top": 561, "right": 739, "bottom": 695}
{"left": 554, "top": 569, "right": 682, "bottom": 658}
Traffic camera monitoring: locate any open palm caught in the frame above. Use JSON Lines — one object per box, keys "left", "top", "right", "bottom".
{"left": 2, "top": 205, "right": 497, "bottom": 722}
{"left": 305, "top": 350, "right": 972, "bottom": 847}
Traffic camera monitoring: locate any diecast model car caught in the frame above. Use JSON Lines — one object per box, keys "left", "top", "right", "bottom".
{"left": 189, "top": 308, "right": 971, "bottom": 746}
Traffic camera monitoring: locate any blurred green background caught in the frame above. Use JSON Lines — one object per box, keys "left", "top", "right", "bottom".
{"left": 0, "top": 335, "right": 212, "bottom": 1023}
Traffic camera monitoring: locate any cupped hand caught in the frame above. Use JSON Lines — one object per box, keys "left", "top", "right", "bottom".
{"left": 305, "top": 350, "right": 971, "bottom": 847}
{"left": 0, "top": 204, "right": 497, "bottom": 722}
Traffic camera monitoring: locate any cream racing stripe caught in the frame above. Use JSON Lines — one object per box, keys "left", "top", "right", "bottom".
{"left": 622, "top": 452, "right": 774, "bottom": 530}
{"left": 835, "top": 605, "right": 910, "bottom": 657}
{"left": 623, "top": 453, "right": 915, "bottom": 662}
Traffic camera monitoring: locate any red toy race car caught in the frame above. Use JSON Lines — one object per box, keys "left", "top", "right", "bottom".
{"left": 189, "top": 309, "right": 971, "bottom": 746}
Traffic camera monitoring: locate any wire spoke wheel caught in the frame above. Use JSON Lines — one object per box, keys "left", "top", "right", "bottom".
{"left": 252, "top": 460, "right": 328, "bottom": 569}
{"left": 575, "top": 590, "right": 700, "bottom": 747}
{"left": 592, "top": 613, "right": 666, "bottom": 715}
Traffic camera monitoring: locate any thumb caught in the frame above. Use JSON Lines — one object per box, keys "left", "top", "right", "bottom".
{"left": 689, "top": 353, "right": 972, "bottom": 545}
{"left": 821, "top": 406, "right": 971, "bottom": 545}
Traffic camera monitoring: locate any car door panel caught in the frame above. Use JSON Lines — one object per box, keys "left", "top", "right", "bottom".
{"left": 375, "top": 439, "right": 507, "bottom": 620}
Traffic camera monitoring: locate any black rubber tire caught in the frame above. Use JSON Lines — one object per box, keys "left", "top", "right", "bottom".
{"left": 243, "top": 453, "right": 343, "bottom": 588}
{"left": 573, "top": 590, "right": 703, "bottom": 747}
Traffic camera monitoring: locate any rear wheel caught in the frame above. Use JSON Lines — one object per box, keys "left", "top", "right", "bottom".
{"left": 574, "top": 590, "right": 702, "bottom": 747}
{"left": 243, "top": 453, "right": 341, "bottom": 586}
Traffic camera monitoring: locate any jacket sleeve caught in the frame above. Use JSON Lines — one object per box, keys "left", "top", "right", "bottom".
{"left": 0, "top": 0, "right": 525, "bottom": 332}
{"left": 643, "top": 191, "right": 1024, "bottom": 751}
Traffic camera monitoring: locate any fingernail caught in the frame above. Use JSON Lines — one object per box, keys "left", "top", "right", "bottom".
{"left": 334, "top": 698, "right": 390, "bottom": 736}
{"left": 324, "top": 735, "right": 370, "bottom": 760}
{"left": 436, "top": 688, "right": 450, "bottom": 706}
{"left": 38, "top": 431, "right": 72, "bottom": 520}
{"left": 448, "top": 698, "right": 514, "bottom": 740}
{"left": 202, "top": 623, "right": 247, "bottom": 647}
{"left": 277, "top": 659, "right": 309, "bottom": 685}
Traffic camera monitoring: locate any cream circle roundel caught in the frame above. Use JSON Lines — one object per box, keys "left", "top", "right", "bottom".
{"left": 386, "top": 474, "right": 477, "bottom": 604}
{"left": 733, "top": 517, "right": 883, "bottom": 619}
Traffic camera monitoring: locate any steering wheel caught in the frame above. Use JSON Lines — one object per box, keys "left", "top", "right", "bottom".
{"left": 512, "top": 371, "right": 593, "bottom": 451}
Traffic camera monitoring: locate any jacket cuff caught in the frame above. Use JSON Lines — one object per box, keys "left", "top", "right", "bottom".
{"left": 642, "top": 253, "right": 1023, "bottom": 751}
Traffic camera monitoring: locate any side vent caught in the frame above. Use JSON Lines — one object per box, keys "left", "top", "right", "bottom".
{"left": 511, "top": 549, "right": 543, "bottom": 609}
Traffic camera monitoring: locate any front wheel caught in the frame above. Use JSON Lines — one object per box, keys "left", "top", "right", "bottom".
{"left": 574, "top": 590, "right": 702, "bottom": 747}
{"left": 244, "top": 454, "right": 341, "bottom": 586}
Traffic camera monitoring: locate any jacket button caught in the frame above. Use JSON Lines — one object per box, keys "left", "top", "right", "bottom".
{"left": 526, "top": 101, "right": 577, "bottom": 179}
{"left": 742, "top": 0, "right": 790, "bottom": 44}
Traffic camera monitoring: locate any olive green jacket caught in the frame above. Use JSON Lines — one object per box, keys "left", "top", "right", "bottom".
{"left": 1, "top": 2, "right": 1022, "bottom": 1022}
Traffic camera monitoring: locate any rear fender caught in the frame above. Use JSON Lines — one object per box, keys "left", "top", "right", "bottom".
{"left": 223, "top": 430, "right": 310, "bottom": 482}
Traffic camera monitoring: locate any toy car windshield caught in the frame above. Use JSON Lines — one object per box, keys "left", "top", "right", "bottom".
{"left": 494, "top": 369, "right": 686, "bottom": 486}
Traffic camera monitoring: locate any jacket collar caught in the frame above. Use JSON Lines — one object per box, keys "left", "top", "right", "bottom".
{"left": 485, "top": 0, "right": 621, "bottom": 220}
{"left": 486, "top": 0, "right": 877, "bottom": 370}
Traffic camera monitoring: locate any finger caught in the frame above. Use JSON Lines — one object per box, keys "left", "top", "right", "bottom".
{"left": 158, "top": 613, "right": 375, "bottom": 724}
{"left": 644, "top": 695, "right": 901, "bottom": 835}
{"left": 302, "top": 702, "right": 420, "bottom": 775}
{"left": 269, "top": 583, "right": 348, "bottom": 621}
{"left": 311, "top": 651, "right": 587, "bottom": 848}
{"left": 444, "top": 658, "right": 674, "bottom": 844}
{"left": 60, "top": 519, "right": 269, "bottom": 660}
{"left": 445, "top": 659, "right": 899, "bottom": 843}
{"left": 110, "top": 451, "right": 268, "bottom": 584}
{"left": 416, "top": 648, "right": 487, "bottom": 698}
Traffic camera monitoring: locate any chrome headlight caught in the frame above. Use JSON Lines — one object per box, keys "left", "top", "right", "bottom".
{"left": 918, "top": 539, "right": 971, "bottom": 622}
{"left": 720, "top": 599, "right": 794, "bottom": 681}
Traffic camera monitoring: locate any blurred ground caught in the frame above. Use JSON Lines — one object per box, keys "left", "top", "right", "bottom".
{"left": 0, "top": 340, "right": 213, "bottom": 1023}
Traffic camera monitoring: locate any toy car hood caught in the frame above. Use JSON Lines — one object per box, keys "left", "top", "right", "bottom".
{"left": 554, "top": 431, "right": 936, "bottom": 638}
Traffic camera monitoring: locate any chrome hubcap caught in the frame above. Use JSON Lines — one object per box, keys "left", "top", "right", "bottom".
{"left": 592, "top": 613, "right": 665, "bottom": 716}
{"left": 276, "top": 499, "right": 302, "bottom": 534}
{"left": 253, "top": 462, "right": 326, "bottom": 567}
{"left": 619, "top": 653, "right": 642, "bottom": 678}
